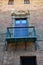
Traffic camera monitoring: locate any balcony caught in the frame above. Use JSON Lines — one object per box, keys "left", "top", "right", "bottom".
{"left": 6, "top": 26, "right": 37, "bottom": 43}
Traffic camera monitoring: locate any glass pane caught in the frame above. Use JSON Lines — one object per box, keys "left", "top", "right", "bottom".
{"left": 16, "top": 20, "right": 20, "bottom": 24}
{"left": 22, "top": 20, "right": 26, "bottom": 24}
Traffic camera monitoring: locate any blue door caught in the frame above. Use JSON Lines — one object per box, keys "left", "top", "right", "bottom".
{"left": 14, "top": 19, "right": 28, "bottom": 38}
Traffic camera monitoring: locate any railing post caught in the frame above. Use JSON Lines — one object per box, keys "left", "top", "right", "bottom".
{"left": 33, "top": 27, "right": 37, "bottom": 37}
{"left": 34, "top": 41, "right": 37, "bottom": 50}
{"left": 15, "top": 39, "right": 17, "bottom": 51}
{"left": 5, "top": 41, "right": 8, "bottom": 51}
{"left": 24, "top": 39, "right": 27, "bottom": 50}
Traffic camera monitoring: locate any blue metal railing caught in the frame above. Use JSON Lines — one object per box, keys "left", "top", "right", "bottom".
{"left": 6, "top": 26, "right": 37, "bottom": 39}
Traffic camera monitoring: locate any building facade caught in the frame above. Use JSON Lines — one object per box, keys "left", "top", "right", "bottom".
{"left": 0, "top": 0, "right": 43, "bottom": 65}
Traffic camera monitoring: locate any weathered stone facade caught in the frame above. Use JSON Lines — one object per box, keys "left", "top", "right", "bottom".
{"left": 0, "top": 0, "right": 43, "bottom": 65}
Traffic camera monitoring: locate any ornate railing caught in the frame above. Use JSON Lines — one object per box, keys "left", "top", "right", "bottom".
{"left": 6, "top": 26, "right": 37, "bottom": 41}
{"left": 5, "top": 26, "right": 37, "bottom": 51}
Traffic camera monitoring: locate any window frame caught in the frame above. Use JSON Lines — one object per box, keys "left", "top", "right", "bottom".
{"left": 24, "top": 0, "right": 30, "bottom": 4}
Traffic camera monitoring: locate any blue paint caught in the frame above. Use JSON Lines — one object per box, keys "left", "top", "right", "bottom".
{"left": 14, "top": 19, "right": 29, "bottom": 38}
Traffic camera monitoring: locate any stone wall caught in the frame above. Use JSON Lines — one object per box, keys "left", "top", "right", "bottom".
{"left": 0, "top": 1, "right": 43, "bottom": 65}
{"left": 0, "top": 9, "right": 43, "bottom": 50}
{"left": 0, "top": 50, "right": 43, "bottom": 65}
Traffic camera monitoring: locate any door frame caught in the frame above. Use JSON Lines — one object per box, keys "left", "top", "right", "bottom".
{"left": 13, "top": 18, "right": 29, "bottom": 37}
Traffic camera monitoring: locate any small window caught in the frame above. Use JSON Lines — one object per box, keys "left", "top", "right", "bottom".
{"left": 24, "top": 0, "right": 30, "bottom": 4}
{"left": 16, "top": 20, "right": 20, "bottom": 24}
{"left": 22, "top": 20, "right": 26, "bottom": 24}
{"left": 8, "top": 0, "right": 14, "bottom": 5}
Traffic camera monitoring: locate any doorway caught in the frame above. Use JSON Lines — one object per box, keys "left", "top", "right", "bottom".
{"left": 20, "top": 56, "right": 37, "bottom": 65}
{"left": 14, "top": 18, "right": 29, "bottom": 38}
